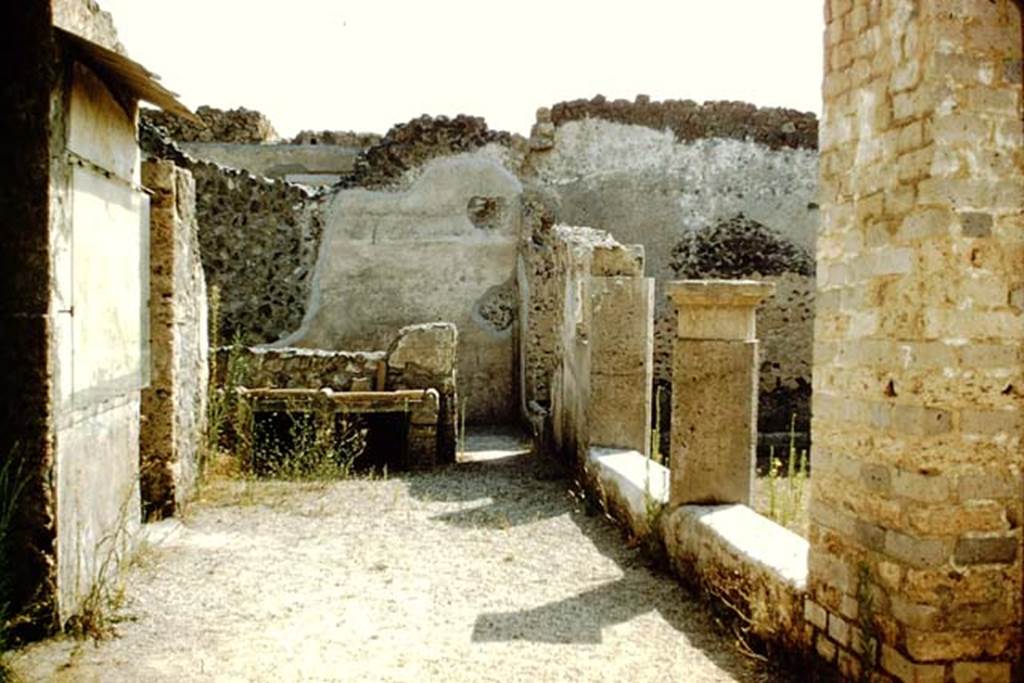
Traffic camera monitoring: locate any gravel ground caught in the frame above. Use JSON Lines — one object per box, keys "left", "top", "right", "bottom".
{"left": 10, "top": 431, "right": 784, "bottom": 682}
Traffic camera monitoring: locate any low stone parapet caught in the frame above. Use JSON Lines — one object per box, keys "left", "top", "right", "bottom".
{"left": 663, "top": 505, "right": 809, "bottom": 651}
{"left": 587, "top": 446, "right": 810, "bottom": 653}
{"left": 236, "top": 387, "right": 440, "bottom": 469}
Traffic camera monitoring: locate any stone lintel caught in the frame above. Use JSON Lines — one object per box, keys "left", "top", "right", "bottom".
{"left": 668, "top": 280, "right": 775, "bottom": 341}
{"left": 668, "top": 280, "right": 776, "bottom": 308}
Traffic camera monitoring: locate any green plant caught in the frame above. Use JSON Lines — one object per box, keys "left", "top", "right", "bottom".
{"left": 855, "top": 562, "right": 879, "bottom": 681}
{"left": 250, "top": 405, "right": 367, "bottom": 481}
{"left": 65, "top": 486, "right": 138, "bottom": 641}
{"left": 0, "top": 450, "right": 29, "bottom": 681}
{"left": 637, "top": 457, "right": 668, "bottom": 563}
{"left": 204, "top": 332, "right": 250, "bottom": 471}
{"left": 764, "top": 415, "right": 809, "bottom": 530}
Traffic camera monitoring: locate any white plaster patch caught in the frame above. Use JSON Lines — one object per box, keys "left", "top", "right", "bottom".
{"left": 588, "top": 447, "right": 669, "bottom": 532}
{"left": 677, "top": 505, "right": 809, "bottom": 589}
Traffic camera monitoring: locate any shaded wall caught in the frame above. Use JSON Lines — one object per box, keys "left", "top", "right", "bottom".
{"left": 0, "top": 0, "right": 59, "bottom": 633}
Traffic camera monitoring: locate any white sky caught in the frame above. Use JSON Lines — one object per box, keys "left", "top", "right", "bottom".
{"left": 101, "top": 0, "right": 824, "bottom": 138}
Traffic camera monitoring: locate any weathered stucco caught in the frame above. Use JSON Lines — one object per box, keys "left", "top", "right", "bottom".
{"left": 526, "top": 117, "right": 819, "bottom": 444}
{"left": 285, "top": 149, "right": 522, "bottom": 423}
{"left": 52, "top": 60, "right": 145, "bottom": 623}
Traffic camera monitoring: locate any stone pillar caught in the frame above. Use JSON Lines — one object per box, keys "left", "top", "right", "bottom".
{"left": 140, "top": 160, "right": 209, "bottom": 519}
{"left": 588, "top": 276, "right": 655, "bottom": 454}
{"left": 406, "top": 389, "right": 440, "bottom": 469}
{"left": 667, "top": 280, "right": 774, "bottom": 507}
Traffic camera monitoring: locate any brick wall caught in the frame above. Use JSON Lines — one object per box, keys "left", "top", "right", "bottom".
{"left": 811, "top": 0, "right": 1024, "bottom": 679}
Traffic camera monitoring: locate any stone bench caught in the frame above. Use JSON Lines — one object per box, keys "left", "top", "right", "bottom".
{"left": 235, "top": 387, "right": 440, "bottom": 470}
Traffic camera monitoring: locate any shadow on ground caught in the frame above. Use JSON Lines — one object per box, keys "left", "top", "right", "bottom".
{"left": 403, "top": 427, "right": 794, "bottom": 682}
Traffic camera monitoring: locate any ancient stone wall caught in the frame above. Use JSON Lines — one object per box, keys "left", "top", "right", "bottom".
{"left": 142, "top": 106, "right": 279, "bottom": 144}
{"left": 142, "top": 122, "right": 327, "bottom": 345}
{"left": 544, "top": 95, "right": 818, "bottom": 150}
{"left": 539, "top": 226, "right": 647, "bottom": 467}
{"left": 339, "top": 114, "right": 519, "bottom": 190}
{"left": 289, "top": 130, "right": 381, "bottom": 147}
{"left": 140, "top": 161, "right": 208, "bottom": 520}
{"left": 524, "top": 112, "right": 818, "bottom": 446}
{"left": 284, "top": 146, "right": 522, "bottom": 424}
{"left": 189, "top": 163, "right": 324, "bottom": 344}
{"left": 810, "top": 0, "right": 1023, "bottom": 679}
{"left": 221, "top": 347, "right": 384, "bottom": 392}
{"left": 52, "top": 0, "right": 124, "bottom": 53}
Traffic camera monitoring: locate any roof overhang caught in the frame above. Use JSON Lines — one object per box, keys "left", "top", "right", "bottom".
{"left": 55, "top": 27, "right": 199, "bottom": 124}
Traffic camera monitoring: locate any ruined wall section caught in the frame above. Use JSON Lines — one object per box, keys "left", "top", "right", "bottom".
{"left": 670, "top": 215, "right": 816, "bottom": 437}
{"left": 811, "top": 0, "right": 1023, "bottom": 679}
{"left": 140, "top": 161, "right": 208, "bottom": 520}
{"left": 538, "top": 226, "right": 646, "bottom": 467}
{"left": 285, "top": 146, "right": 522, "bottom": 424}
{"left": 142, "top": 106, "right": 279, "bottom": 144}
{"left": 190, "top": 163, "right": 323, "bottom": 344}
{"left": 543, "top": 95, "right": 818, "bottom": 150}
{"left": 338, "top": 114, "right": 521, "bottom": 190}
{"left": 289, "top": 130, "right": 381, "bottom": 147}
{"left": 525, "top": 115, "right": 818, "bottom": 444}
{"left": 142, "top": 121, "right": 326, "bottom": 345}
{"left": 52, "top": 0, "right": 124, "bottom": 53}
{"left": 517, "top": 189, "right": 563, "bottom": 420}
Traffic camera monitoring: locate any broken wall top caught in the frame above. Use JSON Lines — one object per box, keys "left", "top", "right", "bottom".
{"left": 143, "top": 106, "right": 279, "bottom": 144}
{"left": 542, "top": 95, "right": 818, "bottom": 150}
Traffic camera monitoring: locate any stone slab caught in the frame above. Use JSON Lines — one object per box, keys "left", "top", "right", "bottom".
{"left": 589, "top": 276, "right": 654, "bottom": 454}
{"left": 587, "top": 447, "right": 669, "bottom": 537}
{"left": 671, "top": 339, "right": 757, "bottom": 506}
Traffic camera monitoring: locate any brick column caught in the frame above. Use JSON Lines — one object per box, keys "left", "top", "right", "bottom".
{"left": 812, "top": 1, "right": 1024, "bottom": 679}
{"left": 667, "top": 280, "right": 774, "bottom": 507}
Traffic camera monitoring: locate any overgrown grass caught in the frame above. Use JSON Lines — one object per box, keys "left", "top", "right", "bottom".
{"left": 250, "top": 409, "right": 368, "bottom": 480}
{"left": 203, "top": 288, "right": 376, "bottom": 487}
{"left": 205, "top": 333, "right": 249, "bottom": 465}
{"left": 64, "top": 487, "right": 139, "bottom": 642}
{"left": 0, "top": 451, "right": 29, "bottom": 681}
{"left": 761, "top": 416, "right": 809, "bottom": 533}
